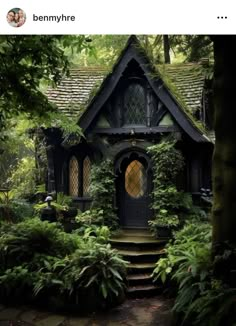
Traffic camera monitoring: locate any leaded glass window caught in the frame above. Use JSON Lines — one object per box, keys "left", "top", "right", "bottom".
{"left": 83, "top": 156, "right": 91, "bottom": 196}
{"left": 125, "top": 160, "right": 147, "bottom": 198}
{"left": 69, "top": 156, "right": 79, "bottom": 196}
{"left": 124, "top": 83, "right": 146, "bottom": 125}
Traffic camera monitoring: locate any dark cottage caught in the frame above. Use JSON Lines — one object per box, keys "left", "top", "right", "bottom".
{"left": 44, "top": 36, "right": 214, "bottom": 228}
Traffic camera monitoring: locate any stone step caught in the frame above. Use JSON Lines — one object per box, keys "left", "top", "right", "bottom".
{"left": 110, "top": 229, "right": 166, "bottom": 298}
{"left": 127, "top": 262, "right": 156, "bottom": 274}
{"left": 127, "top": 273, "right": 153, "bottom": 286}
{"left": 110, "top": 237, "right": 167, "bottom": 251}
{"left": 127, "top": 284, "right": 162, "bottom": 298}
{"left": 117, "top": 249, "right": 165, "bottom": 256}
{"left": 111, "top": 236, "right": 162, "bottom": 243}
{"left": 117, "top": 248, "right": 164, "bottom": 263}
{"left": 120, "top": 228, "right": 153, "bottom": 237}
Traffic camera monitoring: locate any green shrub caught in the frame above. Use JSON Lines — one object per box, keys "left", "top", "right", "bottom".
{"left": 152, "top": 221, "right": 219, "bottom": 325}
{"left": 75, "top": 209, "right": 104, "bottom": 228}
{"left": 172, "top": 243, "right": 212, "bottom": 315}
{"left": 149, "top": 209, "right": 179, "bottom": 231}
{"left": 184, "top": 284, "right": 236, "bottom": 326}
{"left": 9, "top": 156, "right": 37, "bottom": 199}
{"left": 80, "top": 225, "right": 111, "bottom": 244}
{"left": 0, "top": 199, "right": 34, "bottom": 223}
{"left": 62, "top": 240, "right": 127, "bottom": 302}
{"left": 147, "top": 141, "right": 197, "bottom": 235}
{"left": 0, "top": 219, "right": 127, "bottom": 310}
{"left": 0, "top": 265, "right": 34, "bottom": 301}
{"left": 147, "top": 141, "right": 184, "bottom": 185}
{"left": 152, "top": 222, "right": 212, "bottom": 285}
{"left": 0, "top": 219, "right": 77, "bottom": 269}
{"left": 9, "top": 199, "right": 34, "bottom": 221}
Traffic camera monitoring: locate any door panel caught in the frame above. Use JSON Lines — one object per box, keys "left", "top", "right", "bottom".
{"left": 117, "top": 155, "right": 152, "bottom": 227}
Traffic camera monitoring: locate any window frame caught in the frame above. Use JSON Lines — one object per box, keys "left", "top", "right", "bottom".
{"left": 121, "top": 78, "right": 148, "bottom": 127}
{"left": 68, "top": 154, "right": 91, "bottom": 198}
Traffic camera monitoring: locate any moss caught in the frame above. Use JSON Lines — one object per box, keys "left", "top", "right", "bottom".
{"left": 148, "top": 65, "right": 208, "bottom": 135}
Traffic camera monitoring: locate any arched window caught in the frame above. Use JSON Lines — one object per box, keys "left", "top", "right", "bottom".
{"left": 124, "top": 83, "right": 146, "bottom": 125}
{"left": 69, "top": 156, "right": 79, "bottom": 196}
{"left": 83, "top": 156, "right": 91, "bottom": 196}
{"left": 68, "top": 155, "right": 91, "bottom": 197}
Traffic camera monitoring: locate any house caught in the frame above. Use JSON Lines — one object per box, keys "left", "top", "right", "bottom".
{"left": 43, "top": 35, "right": 214, "bottom": 228}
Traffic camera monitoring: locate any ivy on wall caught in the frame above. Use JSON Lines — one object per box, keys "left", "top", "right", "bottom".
{"left": 89, "top": 159, "right": 118, "bottom": 229}
{"left": 147, "top": 140, "right": 192, "bottom": 231}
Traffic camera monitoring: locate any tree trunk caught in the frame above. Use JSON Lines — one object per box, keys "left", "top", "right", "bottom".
{"left": 163, "top": 35, "right": 170, "bottom": 64}
{"left": 212, "top": 36, "right": 236, "bottom": 252}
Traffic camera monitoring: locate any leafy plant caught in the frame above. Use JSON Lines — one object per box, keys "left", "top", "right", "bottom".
{"left": 62, "top": 240, "right": 127, "bottom": 301}
{"left": 152, "top": 222, "right": 212, "bottom": 285}
{"left": 152, "top": 221, "right": 217, "bottom": 325}
{"left": 0, "top": 190, "right": 34, "bottom": 222}
{"left": 0, "top": 265, "right": 33, "bottom": 300}
{"left": 147, "top": 140, "right": 184, "bottom": 186}
{"left": 0, "top": 219, "right": 77, "bottom": 269}
{"left": 172, "top": 243, "right": 212, "bottom": 314}
{"left": 150, "top": 209, "right": 179, "bottom": 228}
{"left": 147, "top": 140, "right": 187, "bottom": 235}
{"left": 79, "top": 225, "right": 111, "bottom": 244}
{"left": 34, "top": 192, "right": 76, "bottom": 220}
{"left": 147, "top": 140, "right": 202, "bottom": 236}
{"left": 89, "top": 160, "right": 118, "bottom": 229}
{"left": 9, "top": 157, "right": 37, "bottom": 199}
{"left": 56, "top": 192, "right": 72, "bottom": 207}
{"left": 0, "top": 218, "right": 127, "bottom": 310}
{"left": 75, "top": 209, "right": 104, "bottom": 228}
{"left": 184, "top": 285, "right": 236, "bottom": 326}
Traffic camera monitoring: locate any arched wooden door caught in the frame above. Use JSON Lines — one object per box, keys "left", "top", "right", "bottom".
{"left": 116, "top": 152, "right": 152, "bottom": 228}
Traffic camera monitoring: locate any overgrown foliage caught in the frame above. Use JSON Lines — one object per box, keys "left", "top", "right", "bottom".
{"left": 147, "top": 140, "right": 192, "bottom": 235}
{"left": 0, "top": 219, "right": 127, "bottom": 310}
{"left": 0, "top": 189, "right": 34, "bottom": 223}
{"left": 153, "top": 222, "right": 212, "bottom": 284}
{"left": 152, "top": 220, "right": 236, "bottom": 325}
{"left": 87, "top": 159, "right": 118, "bottom": 229}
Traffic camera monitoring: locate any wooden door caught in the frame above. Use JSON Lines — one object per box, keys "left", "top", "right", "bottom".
{"left": 117, "top": 156, "right": 152, "bottom": 227}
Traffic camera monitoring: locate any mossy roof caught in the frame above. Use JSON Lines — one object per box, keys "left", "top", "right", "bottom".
{"left": 46, "top": 67, "right": 107, "bottom": 118}
{"left": 156, "top": 63, "right": 205, "bottom": 116}
{"left": 46, "top": 63, "right": 206, "bottom": 122}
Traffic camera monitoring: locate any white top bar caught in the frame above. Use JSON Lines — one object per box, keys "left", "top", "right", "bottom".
{"left": 0, "top": 0, "right": 235, "bottom": 34}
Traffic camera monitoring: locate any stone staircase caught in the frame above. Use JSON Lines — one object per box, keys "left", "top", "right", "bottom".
{"left": 110, "top": 228, "right": 168, "bottom": 297}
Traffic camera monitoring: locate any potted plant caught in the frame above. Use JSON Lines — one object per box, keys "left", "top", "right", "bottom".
{"left": 149, "top": 209, "right": 180, "bottom": 238}
{"left": 56, "top": 192, "right": 77, "bottom": 220}
{"left": 34, "top": 192, "right": 78, "bottom": 224}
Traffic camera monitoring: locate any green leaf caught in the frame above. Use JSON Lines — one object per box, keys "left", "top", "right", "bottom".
{"left": 101, "top": 281, "right": 108, "bottom": 298}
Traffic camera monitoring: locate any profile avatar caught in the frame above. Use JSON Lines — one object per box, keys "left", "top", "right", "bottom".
{"left": 7, "top": 8, "right": 26, "bottom": 27}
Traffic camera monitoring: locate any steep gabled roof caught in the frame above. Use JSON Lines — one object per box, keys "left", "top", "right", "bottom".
{"left": 46, "top": 36, "right": 210, "bottom": 143}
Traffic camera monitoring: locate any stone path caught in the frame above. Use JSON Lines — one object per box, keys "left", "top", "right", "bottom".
{"left": 0, "top": 296, "right": 173, "bottom": 326}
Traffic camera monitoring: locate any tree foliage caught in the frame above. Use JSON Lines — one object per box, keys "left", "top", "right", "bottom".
{"left": 0, "top": 35, "right": 91, "bottom": 133}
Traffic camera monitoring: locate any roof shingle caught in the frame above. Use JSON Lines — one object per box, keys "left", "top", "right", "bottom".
{"left": 46, "top": 63, "right": 206, "bottom": 122}
{"left": 47, "top": 67, "right": 107, "bottom": 118}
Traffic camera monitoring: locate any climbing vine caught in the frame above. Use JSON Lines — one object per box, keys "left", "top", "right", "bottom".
{"left": 147, "top": 140, "right": 192, "bottom": 232}
{"left": 89, "top": 159, "right": 118, "bottom": 229}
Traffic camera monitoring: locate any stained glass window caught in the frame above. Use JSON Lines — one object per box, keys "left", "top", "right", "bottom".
{"left": 125, "top": 160, "right": 147, "bottom": 198}
{"left": 69, "top": 156, "right": 79, "bottom": 196}
{"left": 83, "top": 156, "right": 91, "bottom": 196}
{"left": 124, "top": 83, "right": 146, "bottom": 125}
